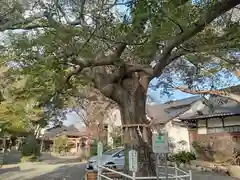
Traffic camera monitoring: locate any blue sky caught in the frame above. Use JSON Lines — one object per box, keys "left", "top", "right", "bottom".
{"left": 148, "top": 70, "right": 240, "bottom": 103}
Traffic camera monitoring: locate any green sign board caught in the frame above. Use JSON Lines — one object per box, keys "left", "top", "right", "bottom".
{"left": 152, "top": 132, "right": 169, "bottom": 153}
{"left": 156, "top": 135, "right": 164, "bottom": 144}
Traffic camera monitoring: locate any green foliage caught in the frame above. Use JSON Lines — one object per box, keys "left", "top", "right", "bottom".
{"left": 169, "top": 151, "right": 196, "bottom": 166}
{"left": 0, "top": 64, "right": 48, "bottom": 134}
{"left": 0, "top": 0, "right": 238, "bottom": 109}
{"left": 90, "top": 139, "right": 98, "bottom": 156}
{"left": 90, "top": 139, "right": 112, "bottom": 157}
{"left": 0, "top": 0, "right": 237, "bottom": 109}
{"left": 0, "top": 98, "right": 46, "bottom": 133}
{"left": 53, "top": 135, "right": 72, "bottom": 154}
{"left": 113, "top": 136, "right": 122, "bottom": 148}
{"left": 21, "top": 134, "right": 41, "bottom": 162}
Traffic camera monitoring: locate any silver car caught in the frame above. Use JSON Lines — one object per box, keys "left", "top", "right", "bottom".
{"left": 86, "top": 147, "right": 125, "bottom": 171}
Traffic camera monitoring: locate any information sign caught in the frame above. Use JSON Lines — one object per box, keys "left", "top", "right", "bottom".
{"left": 152, "top": 132, "right": 169, "bottom": 153}
{"left": 129, "top": 150, "right": 138, "bottom": 172}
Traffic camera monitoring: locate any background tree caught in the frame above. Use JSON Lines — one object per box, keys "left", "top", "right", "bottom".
{"left": 0, "top": 0, "right": 240, "bottom": 175}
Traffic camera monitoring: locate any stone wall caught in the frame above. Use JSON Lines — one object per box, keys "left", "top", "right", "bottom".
{"left": 192, "top": 132, "right": 240, "bottom": 162}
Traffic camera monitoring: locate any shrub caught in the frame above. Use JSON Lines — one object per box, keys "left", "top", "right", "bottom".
{"left": 90, "top": 139, "right": 112, "bottom": 157}
{"left": 170, "top": 151, "right": 196, "bottom": 166}
{"left": 53, "top": 135, "right": 72, "bottom": 154}
{"left": 90, "top": 139, "right": 98, "bottom": 156}
{"left": 21, "top": 134, "right": 41, "bottom": 162}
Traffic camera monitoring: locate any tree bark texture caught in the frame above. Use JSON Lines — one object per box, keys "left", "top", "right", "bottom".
{"left": 115, "top": 73, "right": 156, "bottom": 176}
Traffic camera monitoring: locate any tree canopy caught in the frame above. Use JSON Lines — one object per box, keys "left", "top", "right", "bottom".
{"left": 0, "top": 0, "right": 239, "bottom": 108}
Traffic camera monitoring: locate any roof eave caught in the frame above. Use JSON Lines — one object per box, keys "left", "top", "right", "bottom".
{"left": 180, "top": 113, "right": 240, "bottom": 121}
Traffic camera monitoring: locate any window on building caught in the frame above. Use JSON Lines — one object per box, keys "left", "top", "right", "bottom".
{"left": 207, "top": 126, "right": 240, "bottom": 134}
{"left": 207, "top": 127, "right": 224, "bottom": 134}
{"left": 103, "top": 124, "right": 108, "bottom": 130}
{"left": 197, "top": 119, "right": 206, "bottom": 127}
{"left": 225, "top": 126, "right": 240, "bottom": 133}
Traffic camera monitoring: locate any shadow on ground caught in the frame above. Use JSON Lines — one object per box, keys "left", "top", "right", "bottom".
{"left": 3, "top": 151, "right": 82, "bottom": 166}
{"left": 0, "top": 166, "right": 21, "bottom": 175}
{"left": 3, "top": 151, "right": 21, "bottom": 165}
{"left": 29, "top": 163, "right": 86, "bottom": 180}
{"left": 0, "top": 166, "right": 35, "bottom": 175}
{"left": 39, "top": 153, "right": 83, "bottom": 165}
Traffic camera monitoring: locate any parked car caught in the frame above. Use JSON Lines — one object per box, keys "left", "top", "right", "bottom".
{"left": 86, "top": 147, "right": 125, "bottom": 171}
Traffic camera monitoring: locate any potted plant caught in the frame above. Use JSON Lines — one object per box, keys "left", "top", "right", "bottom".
{"left": 86, "top": 171, "right": 97, "bottom": 180}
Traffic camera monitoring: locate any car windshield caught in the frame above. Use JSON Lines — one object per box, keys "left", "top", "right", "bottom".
{"left": 103, "top": 148, "right": 123, "bottom": 155}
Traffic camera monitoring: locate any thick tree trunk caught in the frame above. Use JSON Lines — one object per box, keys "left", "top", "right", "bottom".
{"left": 118, "top": 75, "right": 156, "bottom": 176}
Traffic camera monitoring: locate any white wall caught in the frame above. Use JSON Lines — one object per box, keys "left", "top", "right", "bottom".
{"left": 104, "top": 108, "right": 122, "bottom": 146}
{"left": 165, "top": 120, "right": 190, "bottom": 153}
{"left": 224, "top": 116, "right": 240, "bottom": 126}
{"left": 165, "top": 100, "right": 205, "bottom": 153}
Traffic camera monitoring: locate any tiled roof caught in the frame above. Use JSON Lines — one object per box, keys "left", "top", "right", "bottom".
{"left": 146, "top": 96, "right": 202, "bottom": 124}
{"left": 180, "top": 85, "right": 240, "bottom": 120}
{"left": 43, "top": 124, "right": 88, "bottom": 138}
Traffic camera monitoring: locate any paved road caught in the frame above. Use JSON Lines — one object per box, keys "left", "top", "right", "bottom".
{"left": 0, "top": 162, "right": 86, "bottom": 180}
{"left": 1, "top": 163, "right": 239, "bottom": 180}
{"left": 191, "top": 170, "right": 238, "bottom": 180}
{"left": 0, "top": 151, "right": 86, "bottom": 180}
{"left": 158, "top": 167, "right": 238, "bottom": 180}
{"left": 0, "top": 151, "right": 238, "bottom": 180}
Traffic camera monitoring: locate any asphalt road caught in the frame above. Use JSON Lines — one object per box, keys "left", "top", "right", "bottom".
{"left": 0, "top": 163, "right": 86, "bottom": 180}
{"left": 1, "top": 162, "right": 239, "bottom": 180}
{"left": 0, "top": 151, "right": 238, "bottom": 180}
{"left": 0, "top": 151, "right": 86, "bottom": 180}
{"left": 190, "top": 170, "right": 238, "bottom": 180}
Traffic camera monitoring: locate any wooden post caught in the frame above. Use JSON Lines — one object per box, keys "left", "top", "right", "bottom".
{"left": 3, "top": 134, "right": 6, "bottom": 152}
{"left": 53, "top": 138, "right": 55, "bottom": 152}
{"left": 40, "top": 138, "right": 44, "bottom": 152}
{"left": 75, "top": 138, "right": 78, "bottom": 153}
{"left": 156, "top": 153, "right": 160, "bottom": 180}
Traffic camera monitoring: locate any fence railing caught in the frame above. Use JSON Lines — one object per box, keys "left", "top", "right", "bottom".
{"left": 97, "top": 164, "right": 192, "bottom": 180}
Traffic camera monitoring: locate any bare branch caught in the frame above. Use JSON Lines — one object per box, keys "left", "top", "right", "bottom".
{"left": 160, "top": 8, "right": 184, "bottom": 35}
{"left": 175, "top": 86, "right": 240, "bottom": 103}
{"left": 0, "top": 14, "right": 45, "bottom": 31}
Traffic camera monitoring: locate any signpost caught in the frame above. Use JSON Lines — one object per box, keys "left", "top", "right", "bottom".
{"left": 97, "top": 142, "right": 103, "bottom": 180}
{"left": 152, "top": 132, "right": 169, "bottom": 154}
{"left": 152, "top": 131, "right": 169, "bottom": 180}
{"left": 97, "top": 142, "right": 103, "bottom": 157}
{"left": 129, "top": 149, "right": 138, "bottom": 180}
{"left": 129, "top": 150, "right": 138, "bottom": 172}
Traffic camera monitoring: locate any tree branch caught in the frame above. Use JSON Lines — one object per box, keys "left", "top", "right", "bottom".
{"left": 0, "top": 14, "right": 45, "bottom": 31}
{"left": 153, "top": 0, "right": 240, "bottom": 77}
{"left": 175, "top": 86, "right": 240, "bottom": 103}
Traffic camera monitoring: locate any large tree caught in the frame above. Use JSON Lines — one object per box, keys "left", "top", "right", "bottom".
{"left": 1, "top": 0, "right": 240, "bottom": 175}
